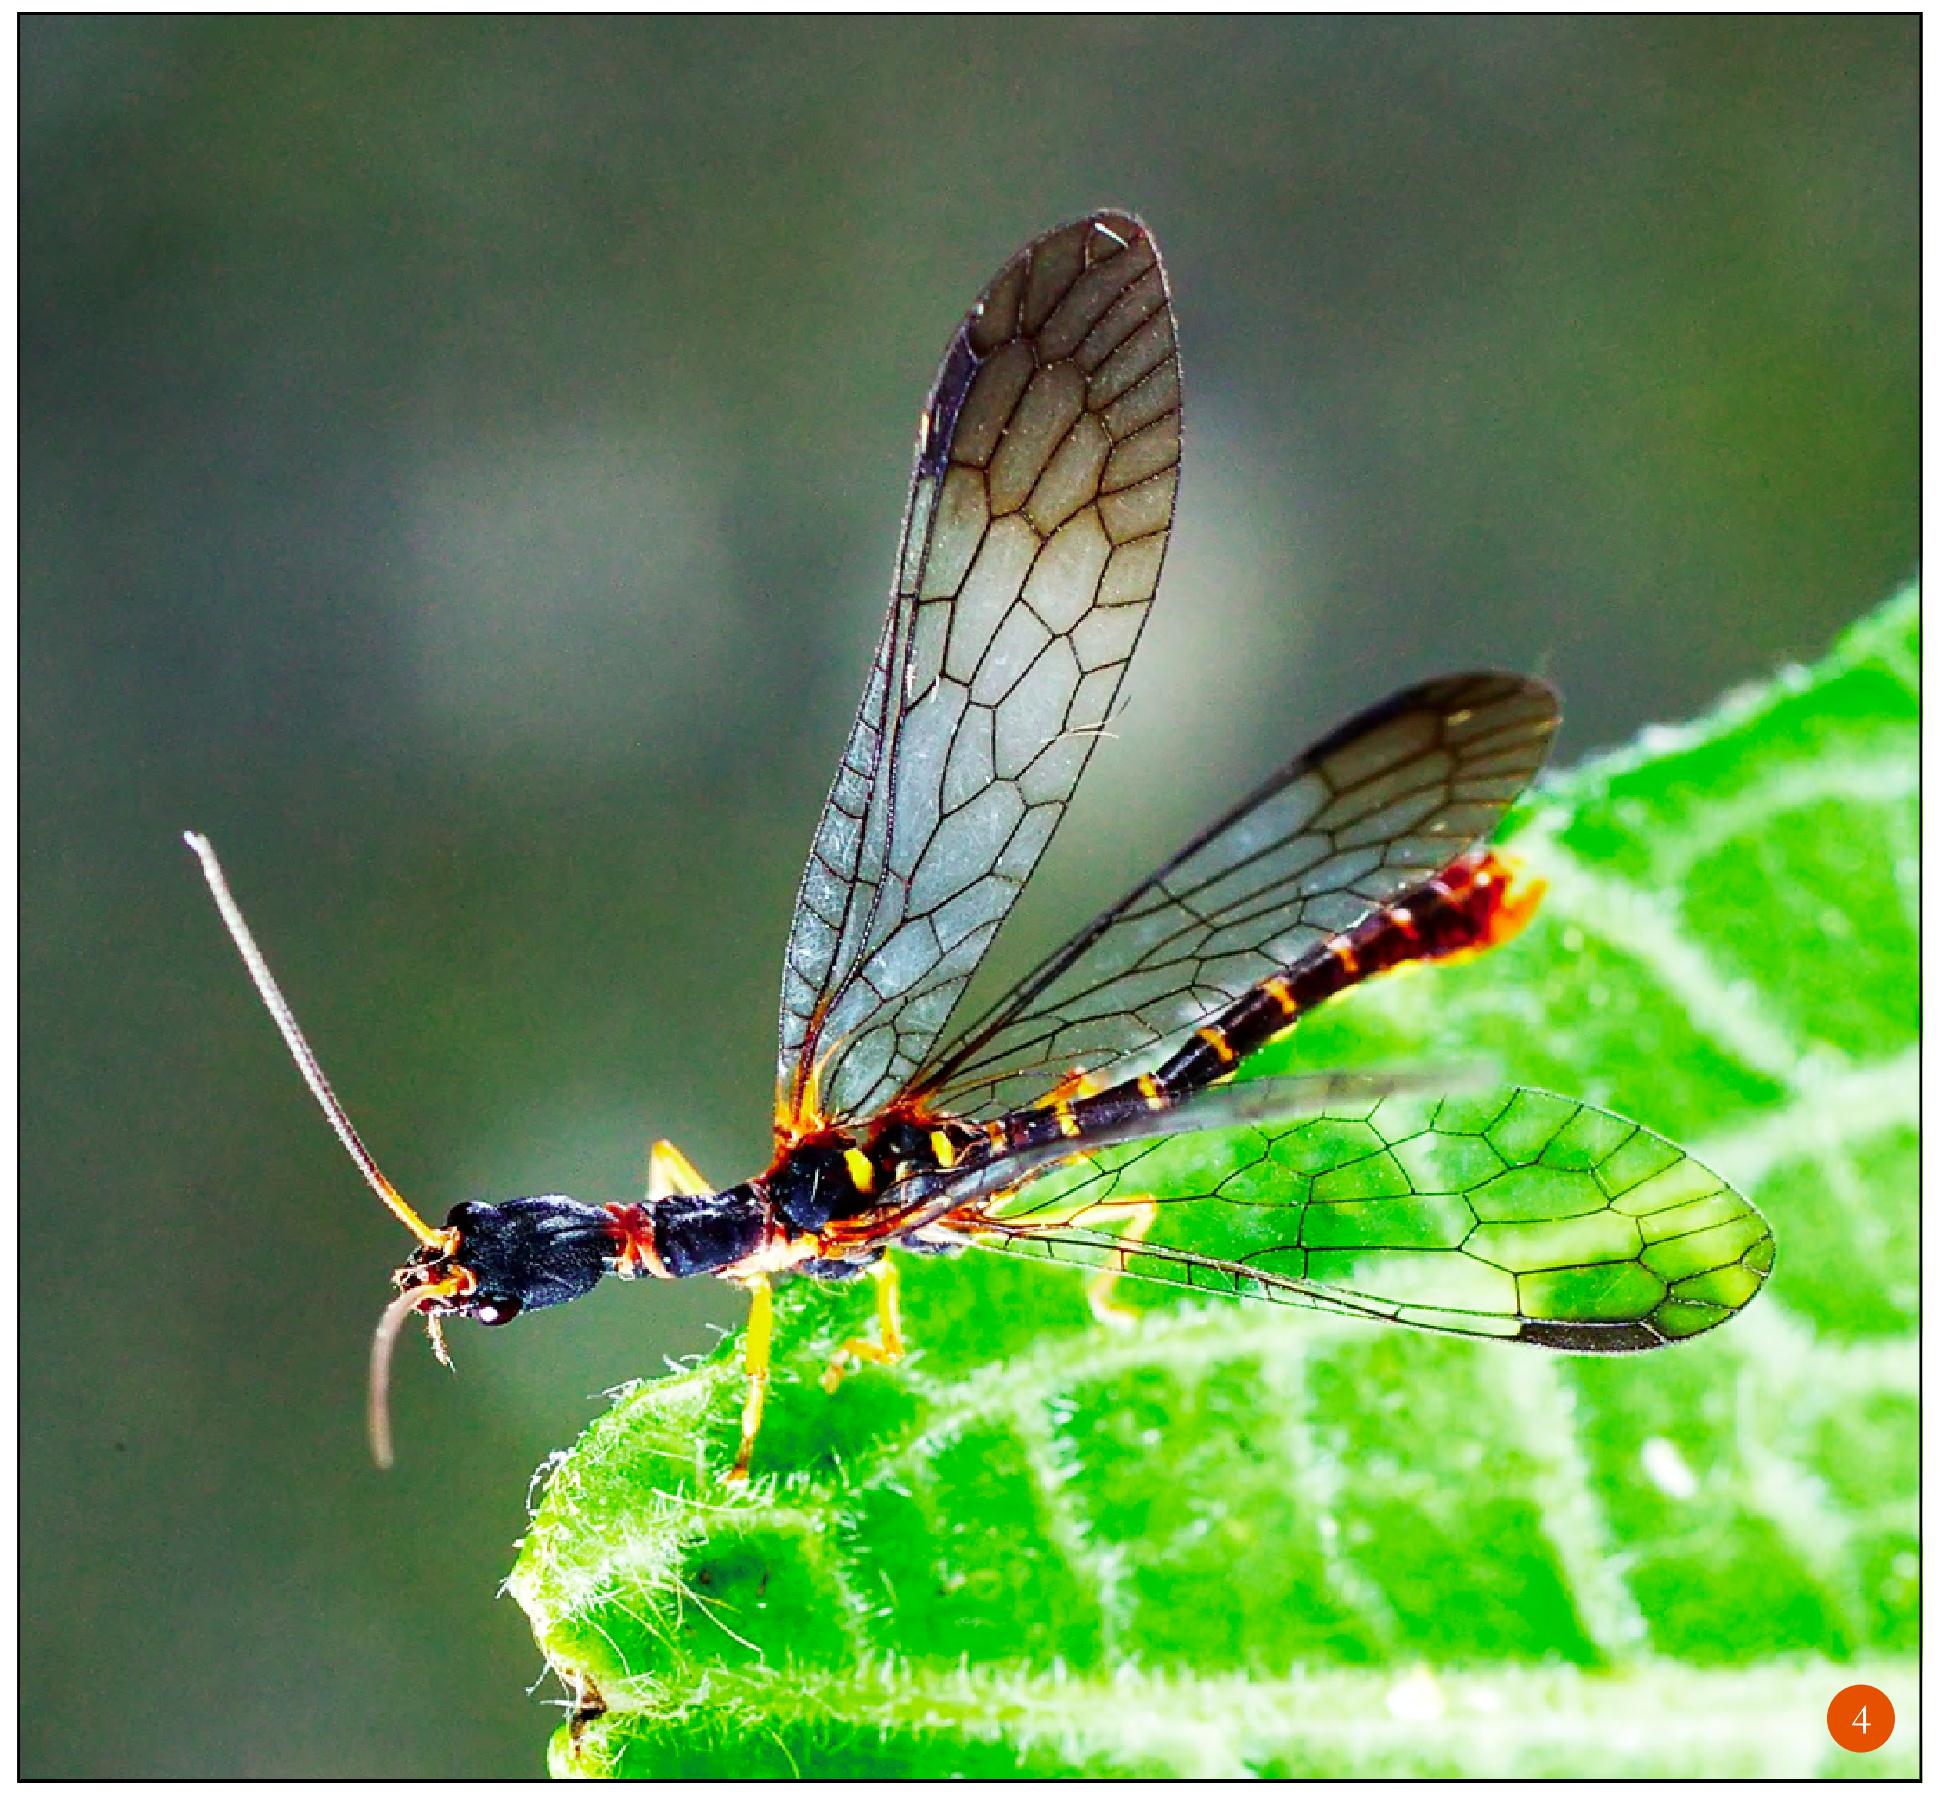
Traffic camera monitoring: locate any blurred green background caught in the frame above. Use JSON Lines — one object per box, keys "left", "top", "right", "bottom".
{"left": 21, "top": 16, "right": 1915, "bottom": 1779}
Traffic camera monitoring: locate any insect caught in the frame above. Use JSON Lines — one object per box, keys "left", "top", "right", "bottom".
{"left": 187, "top": 212, "right": 1773, "bottom": 1478}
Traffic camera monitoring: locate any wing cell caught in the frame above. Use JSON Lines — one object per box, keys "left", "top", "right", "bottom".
{"left": 777, "top": 213, "right": 1181, "bottom": 1134}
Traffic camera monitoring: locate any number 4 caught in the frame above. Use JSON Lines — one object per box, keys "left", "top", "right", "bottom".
{"left": 1852, "top": 1704, "right": 1872, "bottom": 1737}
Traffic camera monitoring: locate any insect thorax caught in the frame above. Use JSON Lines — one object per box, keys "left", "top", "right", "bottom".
{"left": 767, "top": 1113, "right": 981, "bottom": 1235}
{"left": 646, "top": 1187, "right": 772, "bottom": 1280}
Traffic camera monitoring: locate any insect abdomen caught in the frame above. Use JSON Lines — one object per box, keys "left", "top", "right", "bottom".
{"left": 1145, "top": 847, "right": 1541, "bottom": 1094}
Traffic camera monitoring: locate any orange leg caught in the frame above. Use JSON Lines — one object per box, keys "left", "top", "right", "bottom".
{"left": 648, "top": 1138, "right": 713, "bottom": 1201}
{"left": 726, "top": 1274, "right": 773, "bottom": 1485}
{"left": 820, "top": 1259, "right": 906, "bottom": 1394}
{"left": 1080, "top": 1197, "right": 1158, "bottom": 1327}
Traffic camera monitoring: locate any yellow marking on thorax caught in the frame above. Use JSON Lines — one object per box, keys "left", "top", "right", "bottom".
{"left": 1327, "top": 935, "right": 1359, "bottom": 975}
{"left": 1052, "top": 1099, "right": 1082, "bottom": 1139}
{"left": 1196, "top": 1024, "right": 1236, "bottom": 1064}
{"left": 843, "top": 1148, "right": 876, "bottom": 1193}
{"left": 1262, "top": 975, "right": 1298, "bottom": 1017}
{"left": 1137, "top": 1073, "right": 1168, "bottom": 1111}
{"left": 929, "top": 1129, "right": 959, "bottom": 1169}
{"left": 985, "top": 1121, "right": 1008, "bottom": 1153}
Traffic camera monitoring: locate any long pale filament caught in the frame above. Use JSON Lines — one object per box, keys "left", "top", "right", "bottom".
{"left": 367, "top": 1286, "right": 422, "bottom": 1468}
{"left": 368, "top": 1283, "right": 463, "bottom": 1469}
{"left": 183, "top": 830, "right": 447, "bottom": 1249}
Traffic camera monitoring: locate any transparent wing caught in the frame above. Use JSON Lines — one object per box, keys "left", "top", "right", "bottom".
{"left": 913, "top": 673, "right": 1559, "bottom": 1120}
{"left": 777, "top": 212, "right": 1181, "bottom": 1134}
{"left": 951, "top": 1087, "right": 1773, "bottom": 1348}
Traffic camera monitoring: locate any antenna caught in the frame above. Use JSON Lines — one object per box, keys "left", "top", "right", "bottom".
{"left": 182, "top": 831, "right": 449, "bottom": 1250}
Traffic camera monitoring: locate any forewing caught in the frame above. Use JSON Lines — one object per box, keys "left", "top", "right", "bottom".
{"left": 916, "top": 673, "right": 1559, "bottom": 1119}
{"left": 958, "top": 1087, "right": 1774, "bottom": 1348}
{"left": 778, "top": 212, "right": 1181, "bottom": 1133}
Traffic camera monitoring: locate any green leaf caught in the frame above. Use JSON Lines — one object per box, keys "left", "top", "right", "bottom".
{"left": 509, "top": 586, "right": 1917, "bottom": 1777}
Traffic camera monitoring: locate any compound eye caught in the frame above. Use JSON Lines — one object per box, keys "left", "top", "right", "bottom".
{"left": 473, "top": 1295, "right": 522, "bottom": 1327}
{"left": 445, "top": 1200, "right": 488, "bottom": 1231}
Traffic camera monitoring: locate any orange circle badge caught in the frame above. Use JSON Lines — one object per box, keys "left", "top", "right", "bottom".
{"left": 1827, "top": 1684, "right": 1894, "bottom": 1753}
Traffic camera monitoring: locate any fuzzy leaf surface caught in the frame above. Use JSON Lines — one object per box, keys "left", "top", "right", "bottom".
{"left": 510, "top": 587, "right": 1917, "bottom": 1777}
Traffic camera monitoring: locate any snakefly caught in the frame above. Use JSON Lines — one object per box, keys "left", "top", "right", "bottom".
{"left": 187, "top": 212, "right": 1773, "bottom": 1478}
